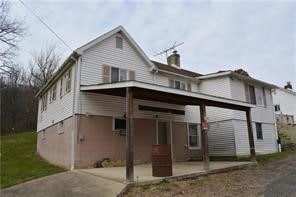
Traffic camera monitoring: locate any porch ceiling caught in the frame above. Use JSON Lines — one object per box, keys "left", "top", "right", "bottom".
{"left": 80, "top": 81, "right": 254, "bottom": 111}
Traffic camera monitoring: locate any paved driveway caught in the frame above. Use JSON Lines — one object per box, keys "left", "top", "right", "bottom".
{"left": 1, "top": 171, "right": 125, "bottom": 197}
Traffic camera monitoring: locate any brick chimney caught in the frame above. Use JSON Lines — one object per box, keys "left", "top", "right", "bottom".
{"left": 284, "top": 81, "right": 293, "bottom": 90}
{"left": 167, "top": 51, "right": 180, "bottom": 67}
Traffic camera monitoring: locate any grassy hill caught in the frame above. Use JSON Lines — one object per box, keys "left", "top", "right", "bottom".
{"left": 0, "top": 131, "right": 65, "bottom": 188}
{"left": 278, "top": 123, "right": 296, "bottom": 143}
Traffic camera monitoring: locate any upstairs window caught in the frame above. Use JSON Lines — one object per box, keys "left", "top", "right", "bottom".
{"left": 248, "top": 85, "right": 263, "bottom": 105}
{"left": 50, "top": 84, "right": 57, "bottom": 103}
{"left": 65, "top": 69, "right": 71, "bottom": 93}
{"left": 116, "top": 36, "right": 123, "bottom": 49}
{"left": 60, "top": 78, "right": 63, "bottom": 98}
{"left": 174, "top": 80, "right": 186, "bottom": 90}
{"left": 274, "top": 104, "right": 280, "bottom": 112}
{"left": 111, "top": 67, "right": 127, "bottom": 83}
{"left": 256, "top": 122, "right": 263, "bottom": 140}
{"left": 41, "top": 93, "right": 48, "bottom": 112}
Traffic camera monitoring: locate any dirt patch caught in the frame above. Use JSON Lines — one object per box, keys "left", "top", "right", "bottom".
{"left": 125, "top": 155, "right": 296, "bottom": 197}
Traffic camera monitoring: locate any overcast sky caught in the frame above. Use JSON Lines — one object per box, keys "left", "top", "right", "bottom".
{"left": 11, "top": 0, "right": 296, "bottom": 88}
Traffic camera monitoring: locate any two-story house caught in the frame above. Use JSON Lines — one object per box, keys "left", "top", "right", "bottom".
{"left": 36, "top": 26, "right": 277, "bottom": 179}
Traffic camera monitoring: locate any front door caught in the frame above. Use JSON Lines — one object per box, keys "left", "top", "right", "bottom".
{"left": 157, "top": 121, "right": 171, "bottom": 145}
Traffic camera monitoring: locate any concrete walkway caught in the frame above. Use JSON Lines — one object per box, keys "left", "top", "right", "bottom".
{"left": 1, "top": 171, "right": 126, "bottom": 197}
{"left": 80, "top": 161, "right": 253, "bottom": 185}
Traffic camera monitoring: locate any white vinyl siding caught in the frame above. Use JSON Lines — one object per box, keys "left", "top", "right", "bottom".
{"left": 234, "top": 120, "right": 278, "bottom": 156}
{"left": 272, "top": 88, "right": 296, "bottom": 124}
{"left": 80, "top": 33, "right": 154, "bottom": 86}
{"left": 37, "top": 63, "right": 76, "bottom": 132}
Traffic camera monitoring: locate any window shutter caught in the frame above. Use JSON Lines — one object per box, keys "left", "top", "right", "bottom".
{"left": 245, "top": 83, "right": 250, "bottom": 103}
{"left": 169, "top": 79, "right": 174, "bottom": 88}
{"left": 102, "top": 64, "right": 110, "bottom": 83}
{"left": 129, "top": 70, "right": 135, "bottom": 80}
{"left": 262, "top": 87, "right": 267, "bottom": 107}
{"left": 187, "top": 82, "right": 192, "bottom": 91}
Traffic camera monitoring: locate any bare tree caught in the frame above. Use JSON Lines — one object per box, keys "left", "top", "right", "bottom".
{"left": 0, "top": 0, "right": 26, "bottom": 74}
{"left": 29, "top": 44, "right": 61, "bottom": 88}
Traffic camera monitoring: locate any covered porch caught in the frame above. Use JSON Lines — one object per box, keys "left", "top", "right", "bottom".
{"left": 81, "top": 80, "right": 256, "bottom": 182}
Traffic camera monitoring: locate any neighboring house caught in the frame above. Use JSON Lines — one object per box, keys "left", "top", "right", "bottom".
{"left": 272, "top": 82, "right": 296, "bottom": 125}
{"left": 36, "top": 26, "right": 278, "bottom": 171}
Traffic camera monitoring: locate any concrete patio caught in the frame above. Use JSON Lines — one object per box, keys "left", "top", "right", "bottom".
{"left": 79, "top": 161, "right": 254, "bottom": 185}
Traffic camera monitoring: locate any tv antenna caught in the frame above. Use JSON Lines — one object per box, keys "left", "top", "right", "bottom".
{"left": 154, "top": 41, "right": 184, "bottom": 57}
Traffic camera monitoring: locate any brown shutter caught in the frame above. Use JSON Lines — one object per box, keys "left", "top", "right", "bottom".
{"left": 102, "top": 64, "right": 110, "bottom": 83}
{"left": 245, "top": 83, "right": 250, "bottom": 103}
{"left": 262, "top": 87, "right": 267, "bottom": 107}
{"left": 129, "top": 70, "right": 135, "bottom": 81}
{"left": 187, "top": 82, "right": 192, "bottom": 91}
{"left": 169, "top": 79, "right": 174, "bottom": 88}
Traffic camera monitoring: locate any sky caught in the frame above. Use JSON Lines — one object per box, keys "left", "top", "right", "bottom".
{"left": 10, "top": 0, "right": 296, "bottom": 88}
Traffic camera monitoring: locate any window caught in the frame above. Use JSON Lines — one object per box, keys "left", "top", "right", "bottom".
{"left": 188, "top": 123, "right": 200, "bottom": 148}
{"left": 41, "top": 93, "right": 48, "bottom": 112}
{"left": 111, "top": 67, "right": 127, "bottom": 83}
{"left": 249, "top": 85, "right": 256, "bottom": 104}
{"left": 248, "top": 85, "right": 263, "bottom": 105}
{"left": 274, "top": 104, "right": 280, "bottom": 112}
{"left": 255, "top": 87, "right": 263, "bottom": 105}
{"left": 114, "top": 118, "right": 126, "bottom": 131}
{"left": 66, "top": 69, "right": 71, "bottom": 92}
{"left": 50, "top": 84, "right": 57, "bottom": 103}
{"left": 256, "top": 123, "right": 263, "bottom": 140}
{"left": 174, "top": 80, "right": 186, "bottom": 90}
{"left": 116, "top": 36, "right": 123, "bottom": 49}
{"left": 60, "top": 78, "right": 63, "bottom": 98}
{"left": 58, "top": 121, "right": 64, "bottom": 134}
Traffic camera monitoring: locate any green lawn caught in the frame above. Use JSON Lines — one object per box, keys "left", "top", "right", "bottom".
{"left": 0, "top": 131, "right": 65, "bottom": 188}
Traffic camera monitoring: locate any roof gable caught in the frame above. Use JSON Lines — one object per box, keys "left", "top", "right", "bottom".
{"left": 75, "top": 26, "right": 156, "bottom": 70}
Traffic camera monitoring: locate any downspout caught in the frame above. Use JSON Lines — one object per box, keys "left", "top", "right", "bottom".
{"left": 70, "top": 54, "right": 80, "bottom": 170}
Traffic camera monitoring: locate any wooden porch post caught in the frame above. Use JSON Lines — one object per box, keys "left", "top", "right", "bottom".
{"left": 246, "top": 108, "right": 256, "bottom": 162}
{"left": 126, "top": 87, "right": 134, "bottom": 182}
{"left": 200, "top": 104, "right": 210, "bottom": 170}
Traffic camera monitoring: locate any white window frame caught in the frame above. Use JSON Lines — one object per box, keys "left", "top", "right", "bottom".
{"left": 113, "top": 117, "right": 126, "bottom": 131}
{"left": 65, "top": 69, "right": 71, "bottom": 93}
{"left": 58, "top": 121, "right": 64, "bottom": 134}
{"left": 41, "top": 93, "right": 48, "bottom": 112}
{"left": 248, "top": 85, "right": 264, "bottom": 106}
{"left": 187, "top": 123, "right": 201, "bottom": 149}
{"left": 255, "top": 122, "right": 263, "bottom": 140}
{"left": 110, "top": 67, "right": 128, "bottom": 83}
{"left": 274, "top": 104, "right": 280, "bottom": 112}
{"left": 50, "top": 84, "right": 57, "bottom": 103}
{"left": 115, "top": 36, "right": 123, "bottom": 49}
{"left": 60, "top": 77, "right": 63, "bottom": 98}
{"left": 174, "top": 80, "right": 186, "bottom": 90}
{"left": 254, "top": 86, "right": 264, "bottom": 106}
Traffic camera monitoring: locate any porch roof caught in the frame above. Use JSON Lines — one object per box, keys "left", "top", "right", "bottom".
{"left": 80, "top": 81, "right": 254, "bottom": 111}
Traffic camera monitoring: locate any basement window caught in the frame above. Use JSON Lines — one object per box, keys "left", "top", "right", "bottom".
{"left": 58, "top": 121, "right": 64, "bottom": 134}
{"left": 113, "top": 118, "right": 126, "bottom": 131}
{"left": 116, "top": 36, "right": 123, "bottom": 49}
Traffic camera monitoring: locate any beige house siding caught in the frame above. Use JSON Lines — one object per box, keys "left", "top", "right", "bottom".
{"left": 37, "top": 116, "right": 73, "bottom": 169}
{"left": 74, "top": 115, "right": 201, "bottom": 168}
